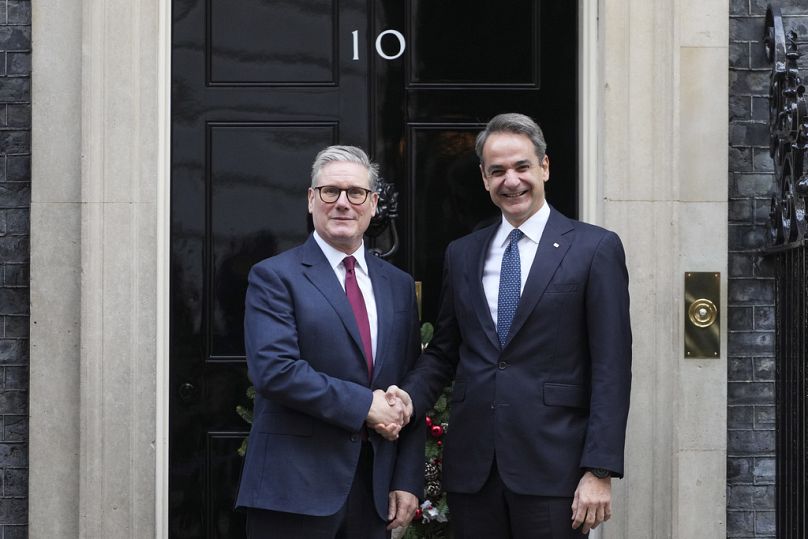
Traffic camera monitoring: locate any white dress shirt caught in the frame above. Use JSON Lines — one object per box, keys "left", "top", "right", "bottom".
{"left": 482, "top": 203, "right": 551, "bottom": 331}
{"left": 312, "top": 231, "right": 378, "bottom": 362}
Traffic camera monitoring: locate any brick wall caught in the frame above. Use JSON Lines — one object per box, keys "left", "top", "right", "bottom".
{"left": 728, "top": 2, "right": 808, "bottom": 537}
{"left": 0, "top": 0, "right": 29, "bottom": 536}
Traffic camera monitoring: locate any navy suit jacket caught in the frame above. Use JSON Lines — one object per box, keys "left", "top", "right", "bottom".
{"left": 235, "top": 235, "right": 425, "bottom": 519}
{"left": 403, "top": 207, "right": 632, "bottom": 497}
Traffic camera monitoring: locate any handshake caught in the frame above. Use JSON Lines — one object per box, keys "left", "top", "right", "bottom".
{"left": 366, "top": 385, "right": 413, "bottom": 441}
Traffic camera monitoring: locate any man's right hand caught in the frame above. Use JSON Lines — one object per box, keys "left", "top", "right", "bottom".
{"left": 571, "top": 471, "right": 612, "bottom": 533}
{"left": 367, "top": 389, "right": 407, "bottom": 440}
{"left": 368, "top": 386, "right": 414, "bottom": 440}
{"left": 385, "top": 385, "right": 413, "bottom": 421}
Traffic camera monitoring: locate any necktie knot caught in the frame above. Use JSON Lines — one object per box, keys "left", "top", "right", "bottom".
{"left": 343, "top": 256, "right": 356, "bottom": 272}
{"left": 508, "top": 228, "right": 524, "bottom": 246}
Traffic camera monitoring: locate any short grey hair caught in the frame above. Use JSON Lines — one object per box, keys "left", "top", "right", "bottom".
{"left": 310, "top": 145, "right": 379, "bottom": 191}
{"left": 474, "top": 113, "right": 547, "bottom": 165}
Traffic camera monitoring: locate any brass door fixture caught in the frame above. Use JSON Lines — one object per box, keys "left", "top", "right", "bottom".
{"left": 684, "top": 272, "right": 720, "bottom": 358}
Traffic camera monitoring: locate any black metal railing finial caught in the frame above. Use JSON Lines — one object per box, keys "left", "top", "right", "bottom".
{"left": 764, "top": 4, "right": 808, "bottom": 251}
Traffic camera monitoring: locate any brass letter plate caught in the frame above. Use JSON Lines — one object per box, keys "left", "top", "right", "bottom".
{"left": 415, "top": 281, "right": 423, "bottom": 320}
{"left": 684, "top": 272, "right": 720, "bottom": 358}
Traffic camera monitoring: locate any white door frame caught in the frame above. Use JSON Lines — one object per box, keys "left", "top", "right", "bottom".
{"left": 156, "top": 0, "right": 172, "bottom": 535}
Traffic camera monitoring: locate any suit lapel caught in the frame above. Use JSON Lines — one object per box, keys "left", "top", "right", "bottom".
{"left": 505, "top": 209, "right": 574, "bottom": 346}
{"left": 299, "top": 237, "right": 366, "bottom": 368}
{"left": 470, "top": 224, "right": 501, "bottom": 351}
{"left": 366, "top": 255, "right": 392, "bottom": 383}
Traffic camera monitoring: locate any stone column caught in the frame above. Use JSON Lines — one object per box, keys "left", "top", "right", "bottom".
{"left": 30, "top": 0, "right": 83, "bottom": 535}
{"left": 598, "top": 0, "right": 728, "bottom": 537}
{"left": 30, "top": 0, "right": 162, "bottom": 536}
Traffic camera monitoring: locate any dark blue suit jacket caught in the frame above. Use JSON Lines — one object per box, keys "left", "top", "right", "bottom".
{"left": 235, "top": 235, "right": 425, "bottom": 519}
{"left": 403, "top": 208, "right": 632, "bottom": 497}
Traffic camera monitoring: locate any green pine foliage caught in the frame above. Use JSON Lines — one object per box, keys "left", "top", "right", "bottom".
{"left": 236, "top": 386, "right": 255, "bottom": 457}
{"left": 420, "top": 322, "right": 434, "bottom": 346}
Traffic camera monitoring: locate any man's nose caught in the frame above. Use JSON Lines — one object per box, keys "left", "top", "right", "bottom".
{"left": 503, "top": 169, "right": 521, "bottom": 184}
{"left": 334, "top": 190, "right": 351, "bottom": 208}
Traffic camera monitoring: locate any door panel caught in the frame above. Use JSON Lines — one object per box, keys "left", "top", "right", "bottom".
{"left": 409, "top": 125, "right": 497, "bottom": 319}
{"left": 171, "top": 1, "right": 576, "bottom": 536}
{"left": 208, "top": 0, "right": 338, "bottom": 85}
{"left": 408, "top": 0, "right": 539, "bottom": 86}
{"left": 171, "top": 0, "right": 367, "bottom": 535}
{"left": 208, "top": 123, "right": 337, "bottom": 358}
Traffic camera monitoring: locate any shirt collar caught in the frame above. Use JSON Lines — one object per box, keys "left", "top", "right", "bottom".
{"left": 312, "top": 231, "right": 369, "bottom": 273}
{"left": 495, "top": 202, "right": 551, "bottom": 246}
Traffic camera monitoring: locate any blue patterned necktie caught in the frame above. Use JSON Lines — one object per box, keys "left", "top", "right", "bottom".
{"left": 497, "top": 229, "right": 524, "bottom": 348}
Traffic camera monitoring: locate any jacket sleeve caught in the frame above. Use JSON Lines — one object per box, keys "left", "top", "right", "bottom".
{"left": 244, "top": 262, "right": 373, "bottom": 433}
{"left": 391, "top": 281, "right": 427, "bottom": 497}
{"left": 580, "top": 231, "right": 632, "bottom": 477}
{"left": 403, "top": 243, "right": 462, "bottom": 420}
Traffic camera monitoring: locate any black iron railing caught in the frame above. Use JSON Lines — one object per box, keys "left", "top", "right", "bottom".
{"left": 764, "top": 5, "right": 808, "bottom": 250}
{"left": 763, "top": 5, "right": 808, "bottom": 538}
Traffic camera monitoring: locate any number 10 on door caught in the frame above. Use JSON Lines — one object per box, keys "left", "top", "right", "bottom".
{"left": 352, "top": 30, "right": 406, "bottom": 61}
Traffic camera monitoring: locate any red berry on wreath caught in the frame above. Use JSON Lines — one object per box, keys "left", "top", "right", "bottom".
{"left": 430, "top": 425, "right": 444, "bottom": 438}
{"left": 425, "top": 416, "right": 433, "bottom": 427}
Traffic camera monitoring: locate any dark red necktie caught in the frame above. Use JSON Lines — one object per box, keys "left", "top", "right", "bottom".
{"left": 343, "top": 256, "right": 373, "bottom": 380}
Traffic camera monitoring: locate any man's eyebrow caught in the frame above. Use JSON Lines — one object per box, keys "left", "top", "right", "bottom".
{"left": 486, "top": 160, "right": 533, "bottom": 174}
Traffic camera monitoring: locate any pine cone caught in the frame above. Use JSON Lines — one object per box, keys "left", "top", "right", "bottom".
{"left": 424, "top": 462, "right": 440, "bottom": 482}
{"left": 425, "top": 481, "right": 442, "bottom": 499}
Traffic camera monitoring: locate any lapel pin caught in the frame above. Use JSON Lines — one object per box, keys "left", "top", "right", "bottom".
{"left": 553, "top": 242, "right": 559, "bottom": 248}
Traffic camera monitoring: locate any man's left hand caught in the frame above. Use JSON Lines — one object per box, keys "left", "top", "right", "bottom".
{"left": 387, "top": 490, "right": 419, "bottom": 530}
{"left": 571, "top": 471, "right": 612, "bottom": 533}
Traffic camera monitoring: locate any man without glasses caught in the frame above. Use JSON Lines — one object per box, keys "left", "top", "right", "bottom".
{"left": 380, "top": 113, "right": 633, "bottom": 538}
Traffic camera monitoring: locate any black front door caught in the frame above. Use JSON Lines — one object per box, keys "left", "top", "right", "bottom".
{"left": 170, "top": 1, "right": 577, "bottom": 536}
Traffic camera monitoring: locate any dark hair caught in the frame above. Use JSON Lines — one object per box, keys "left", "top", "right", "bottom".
{"left": 475, "top": 113, "right": 547, "bottom": 165}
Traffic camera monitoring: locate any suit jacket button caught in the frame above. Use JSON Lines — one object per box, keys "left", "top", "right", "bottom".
{"left": 350, "top": 433, "right": 359, "bottom": 442}
{"left": 498, "top": 361, "right": 509, "bottom": 370}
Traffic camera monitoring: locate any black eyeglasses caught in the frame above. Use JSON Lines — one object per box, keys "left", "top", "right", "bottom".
{"left": 314, "top": 186, "right": 373, "bottom": 204}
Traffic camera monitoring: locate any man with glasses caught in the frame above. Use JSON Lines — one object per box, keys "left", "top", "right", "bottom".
{"left": 382, "top": 114, "right": 632, "bottom": 538}
{"left": 236, "top": 146, "right": 424, "bottom": 538}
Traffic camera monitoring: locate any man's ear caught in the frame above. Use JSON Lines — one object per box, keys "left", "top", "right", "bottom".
{"left": 480, "top": 164, "right": 491, "bottom": 191}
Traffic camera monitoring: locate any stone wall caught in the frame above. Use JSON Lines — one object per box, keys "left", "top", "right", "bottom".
{"left": 0, "top": 0, "right": 29, "bottom": 537}
{"left": 728, "top": 2, "right": 808, "bottom": 537}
